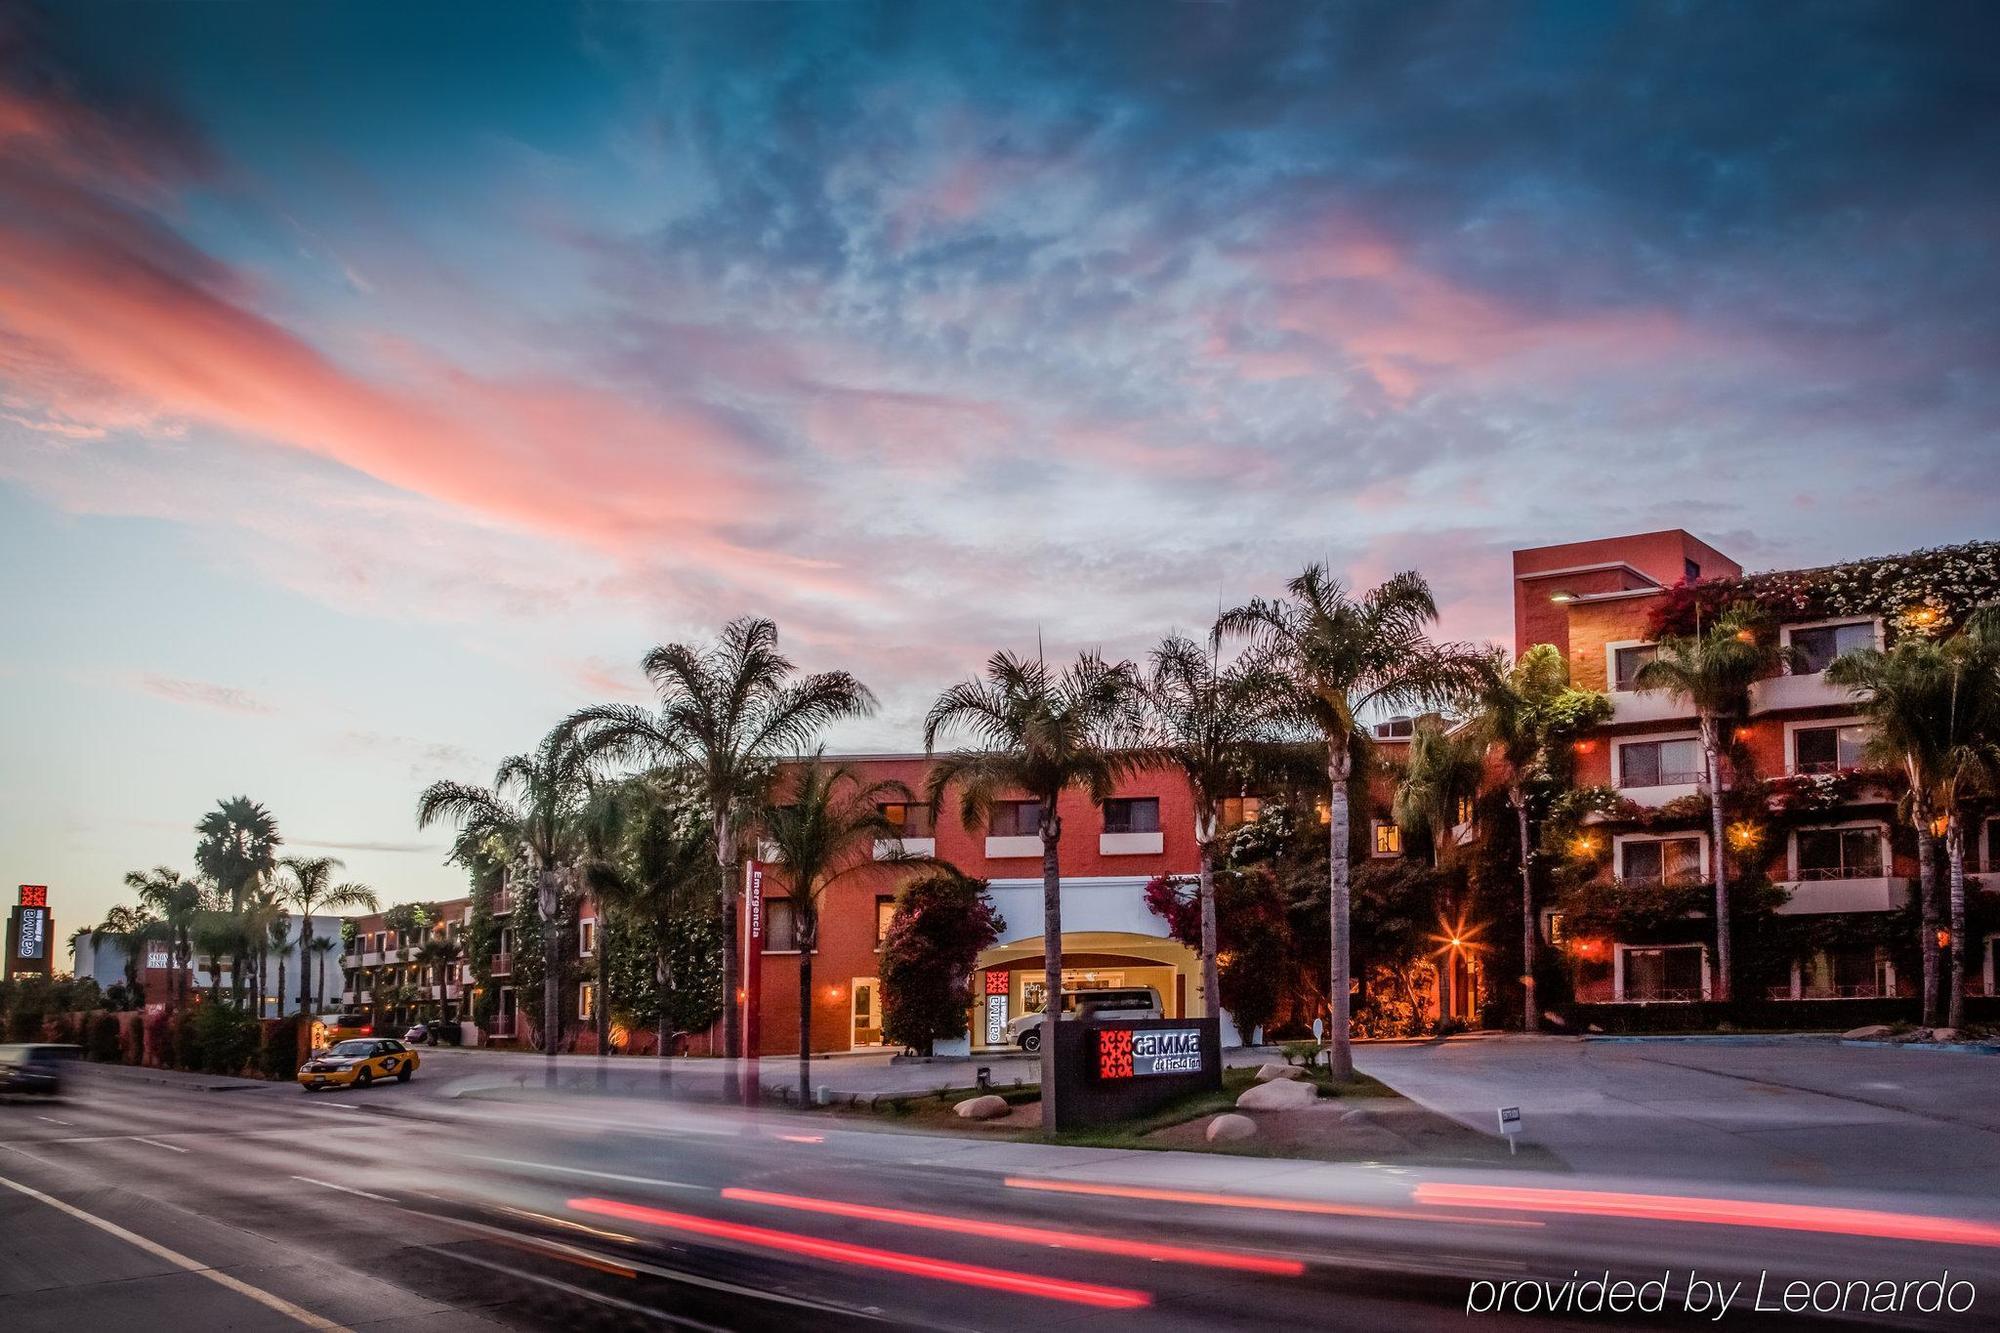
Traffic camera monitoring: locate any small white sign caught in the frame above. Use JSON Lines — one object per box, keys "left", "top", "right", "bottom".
{"left": 1497, "top": 1105, "right": 1523, "bottom": 1135}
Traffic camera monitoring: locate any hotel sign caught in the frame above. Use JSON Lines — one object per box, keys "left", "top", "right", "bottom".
{"left": 18, "top": 907, "right": 45, "bottom": 960}
{"left": 983, "top": 969, "right": 1009, "bottom": 1046}
{"left": 1096, "top": 1025, "right": 1205, "bottom": 1079}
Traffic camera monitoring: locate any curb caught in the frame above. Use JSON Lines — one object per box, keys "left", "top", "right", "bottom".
{"left": 1582, "top": 1033, "right": 1839, "bottom": 1046}
{"left": 1837, "top": 1039, "right": 2000, "bottom": 1056}
{"left": 81, "top": 1062, "right": 275, "bottom": 1092}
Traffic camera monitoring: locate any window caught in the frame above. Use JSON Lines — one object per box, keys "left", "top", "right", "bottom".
{"left": 1455, "top": 795, "right": 1475, "bottom": 826}
{"left": 1619, "top": 737, "right": 1703, "bottom": 787}
{"left": 1789, "top": 620, "right": 1874, "bottom": 674}
{"left": 764, "top": 898, "right": 799, "bottom": 952}
{"left": 1371, "top": 820, "right": 1401, "bottom": 857}
{"left": 1373, "top": 716, "right": 1415, "bottom": 739}
{"left": 1684, "top": 558, "right": 1702, "bottom": 582}
{"left": 579, "top": 919, "right": 596, "bottom": 956}
{"left": 875, "top": 896, "right": 897, "bottom": 946}
{"left": 578, "top": 982, "right": 595, "bottom": 1022}
{"left": 1792, "top": 723, "right": 1868, "bottom": 774}
{"left": 878, "top": 802, "right": 934, "bottom": 838}
{"left": 1612, "top": 644, "right": 1658, "bottom": 692}
{"left": 1620, "top": 836, "right": 1703, "bottom": 885}
{"left": 1796, "top": 827, "right": 1884, "bottom": 881}
{"left": 1989, "top": 819, "right": 2000, "bottom": 873}
{"left": 1215, "top": 796, "right": 1263, "bottom": 829}
{"left": 1544, "top": 912, "right": 1566, "bottom": 946}
{"left": 1102, "top": 797, "right": 1160, "bottom": 834}
{"left": 989, "top": 800, "right": 1043, "bottom": 837}
{"left": 1623, "top": 945, "right": 1705, "bottom": 1002}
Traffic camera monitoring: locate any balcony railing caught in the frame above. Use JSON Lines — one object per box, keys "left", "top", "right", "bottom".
{"left": 1766, "top": 984, "right": 1891, "bottom": 1000}
{"left": 492, "top": 890, "right": 513, "bottom": 915}
{"left": 1796, "top": 864, "right": 1886, "bottom": 881}
{"left": 490, "top": 951, "right": 513, "bottom": 976}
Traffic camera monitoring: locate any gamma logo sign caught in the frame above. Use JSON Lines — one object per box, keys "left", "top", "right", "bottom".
{"left": 1096, "top": 1025, "right": 1203, "bottom": 1079}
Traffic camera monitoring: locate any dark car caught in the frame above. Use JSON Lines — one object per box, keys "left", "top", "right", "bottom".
{"left": 0, "top": 1043, "right": 81, "bottom": 1096}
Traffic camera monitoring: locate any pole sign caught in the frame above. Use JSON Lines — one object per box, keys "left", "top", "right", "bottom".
{"left": 20, "top": 885, "right": 48, "bottom": 908}
{"left": 1096, "top": 1024, "right": 1205, "bottom": 1079}
{"left": 19, "top": 906, "right": 46, "bottom": 960}
{"left": 8, "top": 886, "right": 53, "bottom": 980}
{"left": 741, "top": 861, "right": 764, "bottom": 1060}
{"left": 1498, "top": 1105, "right": 1523, "bottom": 1154}
{"left": 983, "top": 969, "right": 1009, "bottom": 1046}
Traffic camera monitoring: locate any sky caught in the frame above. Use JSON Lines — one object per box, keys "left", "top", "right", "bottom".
{"left": 3, "top": 1, "right": 1997, "bottom": 932}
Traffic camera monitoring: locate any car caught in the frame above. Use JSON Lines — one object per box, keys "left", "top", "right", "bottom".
{"left": 298, "top": 1037, "right": 419, "bottom": 1092}
{"left": 0, "top": 1043, "right": 79, "bottom": 1096}
{"left": 309, "top": 1011, "right": 375, "bottom": 1052}
{"left": 1006, "top": 986, "right": 1163, "bottom": 1052}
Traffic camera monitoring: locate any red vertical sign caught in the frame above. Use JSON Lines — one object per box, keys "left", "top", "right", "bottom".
{"left": 742, "top": 861, "right": 764, "bottom": 1061}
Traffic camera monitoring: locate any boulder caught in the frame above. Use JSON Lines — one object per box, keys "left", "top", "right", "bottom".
{"left": 1842, "top": 1024, "right": 1893, "bottom": 1041}
{"left": 1932, "top": 1027, "right": 1959, "bottom": 1043}
{"left": 1236, "top": 1077, "right": 1318, "bottom": 1111}
{"left": 1254, "top": 1063, "right": 1305, "bottom": 1083}
{"left": 953, "top": 1094, "right": 1011, "bottom": 1120}
{"left": 1206, "top": 1113, "right": 1257, "bottom": 1143}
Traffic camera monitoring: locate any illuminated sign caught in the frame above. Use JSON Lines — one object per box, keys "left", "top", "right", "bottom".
{"left": 1096, "top": 1025, "right": 1203, "bottom": 1079}
{"left": 146, "top": 943, "right": 171, "bottom": 971}
{"left": 19, "top": 885, "right": 47, "bottom": 908}
{"left": 19, "top": 907, "right": 46, "bottom": 960}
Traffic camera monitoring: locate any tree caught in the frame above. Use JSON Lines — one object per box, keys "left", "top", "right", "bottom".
{"left": 413, "top": 935, "right": 465, "bottom": 1025}
{"left": 879, "top": 871, "right": 1004, "bottom": 1056}
{"left": 273, "top": 857, "right": 378, "bottom": 1016}
{"left": 926, "top": 650, "right": 1140, "bottom": 1130}
{"left": 1218, "top": 567, "right": 1488, "bottom": 1079}
{"left": 240, "top": 886, "right": 289, "bottom": 1017}
{"left": 195, "top": 796, "right": 282, "bottom": 913}
{"left": 1634, "top": 603, "right": 1787, "bottom": 1004}
{"left": 1392, "top": 717, "right": 1486, "bottom": 871}
{"left": 566, "top": 617, "right": 875, "bottom": 1062}
{"left": 757, "top": 753, "right": 915, "bottom": 1104}
{"left": 127, "top": 866, "right": 203, "bottom": 1007}
{"left": 305, "top": 935, "right": 340, "bottom": 1012}
{"left": 418, "top": 722, "right": 596, "bottom": 1068}
{"left": 1832, "top": 611, "right": 2000, "bottom": 1027}
{"left": 1479, "top": 645, "right": 1612, "bottom": 1031}
{"left": 1132, "top": 635, "right": 1277, "bottom": 1040}
{"left": 93, "top": 904, "right": 159, "bottom": 1000}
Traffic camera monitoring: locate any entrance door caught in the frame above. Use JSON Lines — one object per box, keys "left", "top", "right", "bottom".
{"left": 851, "top": 977, "right": 883, "bottom": 1048}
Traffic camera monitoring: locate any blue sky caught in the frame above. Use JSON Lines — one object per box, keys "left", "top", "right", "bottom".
{"left": 2, "top": 1, "right": 1996, "bottom": 929}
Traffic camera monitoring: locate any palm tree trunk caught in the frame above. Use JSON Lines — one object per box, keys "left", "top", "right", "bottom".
{"left": 595, "top": 921, "right": 611, "bottom": 1090}
{"left": 1515, "top": 789, "right": 1538, "bottom": 1033}
{"left": 656, "top": 946, "right": 673, "bottom": 1073}
{"left": 1197, "top": 843, "right": 1220, "bottom": 1041}
{"left": 1039, "top": 815, "right": 1064, "bottom": 1134}
{"left": 276, "top": 952, "right": 287, "bottom": 1029}
{"left": 1947, "top": 820, "right": 1967, "bottom": 1031}
{"left": 1700, "top": 717, "right": 1733, "bottom": 1003}
{"left": 1327, "top": 740, "right": 1355, "bottom": 1082}
{"left": 540, "top": 868, "right": 561, "bottom": 1088}
{"left": 798, "top": 929, "right": 814, "bottom": 1107}
{"left": 1915, "top": 807, "right": 1940, "bottom": 1026}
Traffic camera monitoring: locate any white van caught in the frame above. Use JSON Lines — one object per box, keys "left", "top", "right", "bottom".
{"left": 1005, "top": 986, "right": 1163, "bottom": 1052}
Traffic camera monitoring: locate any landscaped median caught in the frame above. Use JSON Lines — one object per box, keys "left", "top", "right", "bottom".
{"left": 807, "top": 1062, "right": 1553, "bottom": 1166}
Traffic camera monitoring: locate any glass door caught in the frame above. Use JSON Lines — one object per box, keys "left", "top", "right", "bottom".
{"left": 851, "top": 977, "right": 883, "bottom": 1048}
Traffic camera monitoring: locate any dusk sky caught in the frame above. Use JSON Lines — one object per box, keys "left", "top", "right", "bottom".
{"left": 3, "top": 2, "right": 1996, "bottom": 929}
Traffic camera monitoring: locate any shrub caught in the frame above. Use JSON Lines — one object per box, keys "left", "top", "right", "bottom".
{"left": 192, "top": 1005, "right": 260, "bottom": 1075}
{"left": 88, "top": 1012, "right": 122, "bottom": 1062}
{"left": 879, "top": 872, "right": 1004, "bottom": 1056}
{"left": 172, "top": 1008, "right": 199, "bottom": 1071}
{"left": 259, "top": 1015, "right": 304, "bottom": 1081}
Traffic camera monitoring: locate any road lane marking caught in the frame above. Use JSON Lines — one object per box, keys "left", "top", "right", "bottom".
{"left": 133, "top": 1138, "right": 189, "bottom": 1153}
{"left": 473, "top": 1156, "right": 706, "bottom": 1192}
{"left": 423, "top": 1245, "right": 728, "bottom": 1331}
{"left": 292, "top": 1176, "right": 393, "bottom": 1203}
{"left": 0, "top": 1171, "right": 350, "bottom": 1330}
{"left": 1003, "top": 1177, "right": 1542, "bottom": 1228}
{"left": 35, "top": 1116, "right": 74, "bottom": 1126}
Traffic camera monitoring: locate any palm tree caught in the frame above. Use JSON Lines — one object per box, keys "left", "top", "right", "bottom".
{"left": 94, "top": 904, "right": 160, "bottom": 1000}
{"left": 1392, "top": 717, "right": 1486, "bottom": 871}
{"left": 1835, "top": 612, "right": 2000, "bottom": 1027}
{"left": 566, "top": 617, "right": 875, "bottom": 1062}
{"left": 1218, "top": 566, "right": 1488, "bottom": 1080}
{"left": 266, "top": 911, "right": 295, "bottom": 1024}
{"left": 418, "top": 721, "right": 596, "bottom": 1070}
{"left": 413, "top": 935, "right": 465, "bottom": 1026}
{"left": 926, "top": 650, "right": 1141, "bottom": 1130}
{"left": 195, "top": 796, "right": 282, "bottom": 912}
{"left": 306, "top": 935, "right": 340, "bottom": 1012}
{"left": 127, "top": 866, "right": 203, "bottom": 1007}
{"left": 1131, "top": 635, "right": 1276, "bottom": 1038}
{"left": 758, "top": 753, "right": 917, "bottom": 1105}
{"left": 1633, "top": 603, "right": 1787, "bottom": 1004}
{"left": 1479, "top": 645, "right": 1612, "bottom": 1031}
{"left": 239, "top": 886, "right": 289, "bottom": 1017}
{"left": 273, "top": 857, "right": 378, "bottom": 1015}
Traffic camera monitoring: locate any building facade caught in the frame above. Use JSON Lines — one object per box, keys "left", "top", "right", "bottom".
{"left": 339, "top": 898, "right": 474, "bottom": 1031}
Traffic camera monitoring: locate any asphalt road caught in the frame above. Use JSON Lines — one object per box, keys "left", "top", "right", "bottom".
{"left": 4, "top": 1057, "right": 1999, "bottom": 1330}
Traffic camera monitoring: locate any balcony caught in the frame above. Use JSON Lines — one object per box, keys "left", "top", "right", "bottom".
{"left": 984, "top": 835, "right": 1042, "bottom": 859}
{"left": 492, "top": 890, "right": 513, "bottom": 915}
{"left": 1617, "top": 775, "right": 1703, "bottom": 808}
{"left": 1099, "top": 832, "right": 1165, "bottom": 856}
{"left": 873, "top": 836, "right": 936, "bottom": 860}
{"left": 1774, "top": 876, "right": 1906, "bottom": 915}
{"left": 1609, "top": 690, "right": 1693, "bottom": 726}
{"left": 1750, "top": 673, "right": 1864, "bottom": 714}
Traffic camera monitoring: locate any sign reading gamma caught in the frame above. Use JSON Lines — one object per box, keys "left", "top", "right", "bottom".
{"left": 1096, "top": 1025, "right": 1205, "bottom": 1079}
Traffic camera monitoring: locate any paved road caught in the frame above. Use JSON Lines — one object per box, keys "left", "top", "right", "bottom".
{"left": 1356, "top": 1036, "right": 2000, "bottom": 1200}
{"left": 4, "top": 1053, "right": 1998, "bottom": 1329}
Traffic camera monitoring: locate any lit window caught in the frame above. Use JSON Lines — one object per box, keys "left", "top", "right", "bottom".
{"left": 1619, "top": 737, "right": 1703, "bottom": 787}
{"left": 875, "top": 896, "right": 897, "bottom": 946}
{"left": 1545, "top": 912, "right": 1566, "bottom": 946}
{"left": 1456, "top": 795, "right": 1475, "bottom": 826}
{"left": 1789, "top": 621, "right": 1874, "bottom": 674}
{"left": 1102, "top": 798, "right": 1160, "bottom": 834}
{"left": 1619, "top": 837, "right": 1704, "bottom": 886}
{"left": 990, "top": 800, "right": 1043, "bottom": 837}
{"left": 1373, "top": 716, "right": 1415, "bottom": 739}
{"left": 764, "top": 899, "right": 799, "bottom": 952}
{"left": 578, "top": 982, "right": 596, "bottom": 1022}
{"left": 1215, "top": 796, "right": 1263, "bottom": 829}
{"left": 1796, "top": 828, "right": 1884, "bottom": 881}
{"left": 878, "top": 802, "right": 935, "bottom": 837}
{"left": 1792, "top": 723, "right": 1868, "bottom": 774}
{"left": 1613, "top": 644, "right": 1658, "bottom": 692}
{"left": 1371, "top": 821, "right": 1401, "bottom": 857}
{"left": 579, "top": 919, "right": 596, "bottom": 957}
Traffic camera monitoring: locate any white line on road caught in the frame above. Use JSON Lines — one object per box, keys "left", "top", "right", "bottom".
{"left": 35, "top": 1116, "right": 74, "bottom": 1126}
{"left": 423, "top": 1244, "right": 729, "bottom": 1332}
{"left": 133, "top": 1138, "right": 189, "bottom": 1153}
{"left": 472, "top": 1155, "right": 707, "bottom": 1192}
{"left": 292, "top": 1175, "right": 392, "bottom": 1203}
{"left": 0, "top": 1171, "right": 350, "bottom": 1331}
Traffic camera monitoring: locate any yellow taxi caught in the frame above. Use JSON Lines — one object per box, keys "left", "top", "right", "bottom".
{"left": 299, "top": 1037, "right": 419, "bottom": 1092}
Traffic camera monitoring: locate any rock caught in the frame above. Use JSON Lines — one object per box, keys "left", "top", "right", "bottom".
{"left": 953, "top": 1094, "right": 1011, "bottom": 1120}
{"left": 1254, "top": 1063, "right": 1304, "bottom": 1083}
{"left": 1206, "top": 1113, "right": 1257, "bottom": 1143}
{"left": 1842, "top": 1024, "right": 1893, "bottom": 1040}
{"left": 1586, "top": 1023, "right": 1605, "bottom": 1034}
{"left": 1236, "top": 1078, "right": 1318, "bottom": 1111}
{"left": 1932, "top": 1027, "right": 1959, "bottom": 1043}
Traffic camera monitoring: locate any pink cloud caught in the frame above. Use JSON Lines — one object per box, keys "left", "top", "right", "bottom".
{"left": 139, "top": 675, "right": 276, "bottom": 715}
